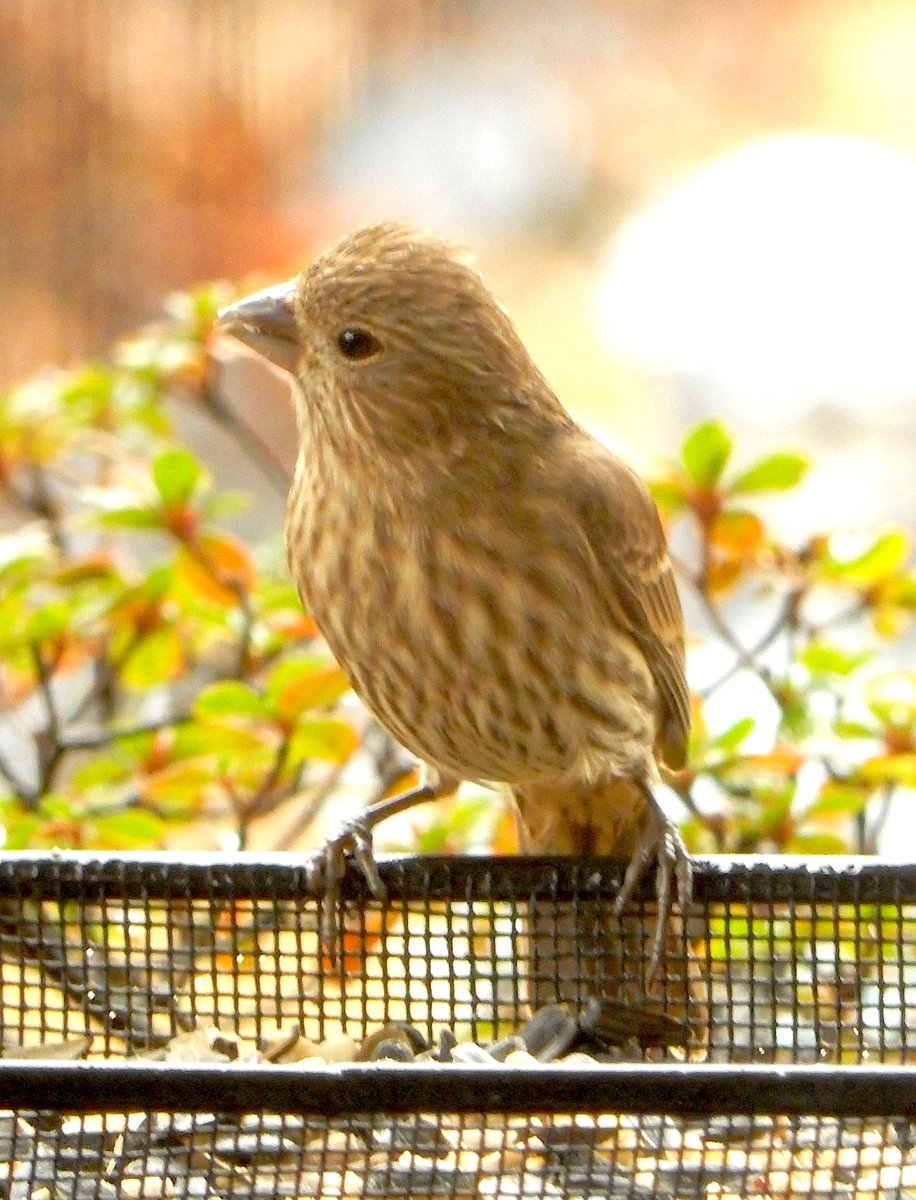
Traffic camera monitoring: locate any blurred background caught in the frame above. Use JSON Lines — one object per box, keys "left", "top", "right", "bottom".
{"left": 4, "top": 0, "right": 916, "bottom": 530}
{"left": 2, "top": 0, "right": 916, "bottom": 856}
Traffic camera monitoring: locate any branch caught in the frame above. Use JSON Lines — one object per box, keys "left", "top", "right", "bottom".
{"left": 67, "top": 628, "right": 146, "bottom": 728}
{"left": 245, "top": 734, "right": 294, "bottom": 821}
{"left": 270, "top": 761, "right": 349, "bottom": 852}
{"left": 25, "top": 464, "right": 68, "bottom": 554}
{"left": 198, "top": 377, "right": 291, "bottom": 497}
{"left": 699, "top": 588, "right": 802, "bottom": 699}
{"left": 61, "top": 713, "right": 192, "bottom": 752}
{"left": 0, "top": 745, "right": 34, "bottom": 802}
{"left": 32, "top": 644, "right": 65, "bottom": 794}
{"left": 807, "top": 596, "right": 871, "bottom": 637}
{"left": 233, "top": 586, "right": 255, "bottom": 678}
{"left": 863, "top": 782, "right": 895, "bottom": 855}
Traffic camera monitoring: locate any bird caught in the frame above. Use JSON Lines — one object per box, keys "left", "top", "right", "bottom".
{"left": 217, "top": 222, "right": 692, "bottom": 992}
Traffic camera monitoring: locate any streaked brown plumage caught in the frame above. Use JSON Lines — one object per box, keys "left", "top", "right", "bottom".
{"left": 218, "top": 222, "right": 693, "bottom": 993}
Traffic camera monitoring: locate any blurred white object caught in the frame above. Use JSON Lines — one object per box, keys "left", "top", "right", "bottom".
{"left": 599, "top": 134, "right": 916, "bottom": 427}
{"left": 319, "top": 53, "right": 588, "bottom": 233}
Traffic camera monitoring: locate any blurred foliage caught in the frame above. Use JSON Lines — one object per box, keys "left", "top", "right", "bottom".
{"left": 0, "top": 300, "right": 915, "bottom": 858}
{"left": 0, "top": 287, "right": 358, "bottom": 852}
{"left": 651, "top": 419, "right": 916, "bottom": 855}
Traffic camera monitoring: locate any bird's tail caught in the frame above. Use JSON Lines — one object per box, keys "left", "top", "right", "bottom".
{"left": 511, "top": 778, "right": 706, "bottom": 1049}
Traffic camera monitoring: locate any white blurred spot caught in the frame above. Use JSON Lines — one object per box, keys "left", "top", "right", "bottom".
{"left": 598, "top": 135, "right": 916, "bottom": 425}
{"left": 320, "top": 55, "right": 588, "bottom": 233}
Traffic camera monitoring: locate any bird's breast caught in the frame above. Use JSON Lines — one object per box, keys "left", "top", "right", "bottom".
{"left": 286, "top": 458, "right": 656, "bottom": 784}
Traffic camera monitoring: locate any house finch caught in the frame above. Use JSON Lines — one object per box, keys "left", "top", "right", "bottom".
{"left": 218, "top": 223, "right": 692, "bottom": 990}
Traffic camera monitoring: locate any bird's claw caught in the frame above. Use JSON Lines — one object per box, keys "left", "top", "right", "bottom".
{"left": 612, "top": 799, "right": 693, "bottom": 990}
{"left": 307, "top": 815, "right": 388, "bottom": 960}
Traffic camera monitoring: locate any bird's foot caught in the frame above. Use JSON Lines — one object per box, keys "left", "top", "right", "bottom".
{"left": 305, "top": 815, "right": 387, "bottom": 959}
{"left": 304, "top": 777, "right": 456, "bottom": 961}
{"left": 612, "top": 788, "right": 693, "bottom": 990}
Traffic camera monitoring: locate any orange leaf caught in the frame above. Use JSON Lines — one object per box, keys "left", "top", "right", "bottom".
{"left": 49, "top": 634, "right": 94, "bottom": 677}
{"left": 270, "top": 612, "right": 319, "bottom": 640}
{"left": 54, "top": 552, "right": 118, "bottom": 585}
{"left": 274, "top": 664, "right": 352, "bottom": 720}
{"left": 140, "top": 760, "right": 215, "bottom": 804}
{"left": 176, "top": 532, "right": 255, "bottom": 606}
{"left": 706, "top": 558, "right": 743, "bottom": 594}
{"left": 323, "top": 909, "right": 395, "bottom": 978}
{"left": 381, "top": 766, "right": 420, "bottom": 800}
{"left": 710, "top": 510, "right": 765, "bottom": 558}
{"left": 490, "top": 805, "right": 519, "bottom": 854}
{"left": 740, "top": 748, "right": 805, "bottom": 775}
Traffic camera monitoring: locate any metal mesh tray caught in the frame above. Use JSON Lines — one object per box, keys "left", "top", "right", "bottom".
{"left": 1, "top": 852, "right": 915, "bottom": 1199}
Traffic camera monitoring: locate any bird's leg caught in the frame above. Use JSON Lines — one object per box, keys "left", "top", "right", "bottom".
{"left": 612, "top": 778, "right": 693, "bottom": 990}
{"left": 307, "top": 772, "right": 457, "bottom": 957}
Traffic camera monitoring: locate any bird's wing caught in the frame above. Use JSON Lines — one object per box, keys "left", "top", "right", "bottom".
{"left": 563, "top": 443, "right": 690, "bottom": 769}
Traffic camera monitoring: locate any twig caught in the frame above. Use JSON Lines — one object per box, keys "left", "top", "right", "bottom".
{"left": 863, "top": 782, "right": 895, "bottom": 855}
{"left": 699, "top": 589, "right": 801, "bottom": 699}
{"left": 68, "top": 628, "right": 148, "bottom": 728}
{"left": 32, "top": 644, "right": 65, "bottom": 794}
{"left": 25, "top": 464, "right": 68, "bottom": 554}
{"left": 680, "top": 528, "right": 788, "bottom": 710}
{"left": 270, "top": 760, "right": 350, "bottom": 852}
{"left": 243, "top": 734, "right": 294, "bottom": 825}
{"left": 61, "top": 713, "right": 192, "bottom": 751}
{"left": 234, "top": 586, "right": 255, "bottom": 678}
{"left": 198, "top": 378, "right": 291, "bottom": 497}
{"left": 808, "top": 596, "right": 871, "bottom": 637}
{"left": 0, "top": 745, "right": 33, "bottom": 802}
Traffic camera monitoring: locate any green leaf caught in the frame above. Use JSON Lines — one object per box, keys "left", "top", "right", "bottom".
{"left": 194, "top": 681, "right": 269, "bottom": 720}
{"left": 93, "top": 808, "right": 166, "bottom": 848}
{"left": 24, "top": 602, "right": 72, "bottom": 643}
{"left": 778, "top": 696, "right": 815, "bottom": 741}
{"left": 0, "top": 806, "right": 42, "bottom": 850}
{"left": 0, "top": 553, "right": 48, "bottom": 589}
{"left": 172, "top": 722, "right": 268, "bottom": 759}
{"left": 98, "top": 506, "right": 165, "bottom": 530}
{"left": 71, "top": 759, "right": 132, "bottom": 791}
{"left": 217, "top": 746, "right": 277, "bottom": 791}
{"left": 786, "top": 832, "right": 849, "bottom": 855}
{"left": 826, "top": 531, "right": 911, "bottom": 586}
{"left": 166, "top": 283, "right": 233, "bottom": 333}
{"left": 729, "top": 452, "right": 808, "bottom": 495}
{"left": 833, "top": 719, "right": 879, "bottom": 741}
{"left": 799, "top": 641, "right": 871, "bottom": 678}
{"left": 152, "top": 448, "right": 202, "bottom": 507}
{"left": 120, "top": 626, "right": 184, "bottom": 689}
{"left": 682, "top": 421, "right": 732, "bottom": 488}
{"left": 141, "top": 760, "right": 215, "bottom": 804}
{"left": 137, "top": 565, "right": 176, "bottom": 602}
{"left": 54, "top": 555, "right": 121, "bottom": 588}
{"left": 711, "top": 716, "right": 755, "bottom": 753}
{"left": 881, "top": 574, "right": 916, "bottom": 610}
{"left": 39, "top": 793, "right": 73, "bottom": 819}
{"left": 201, "top": 491, "right": 249, "bottom": 520}
{"left": 860, "top": 754, "right": 916, "bottom": 787}
{"left": 288, "top": 718, "right": 358, "bottom": 764}
{"left": 647, "top": 478, "right": 687, "bottom": 517}
{"left": 864, "top": 674, "right": 916, "bottom": 730}
{"left": 805, "top": 783, "right": 868, "bottom": 820}
{"left": 408, "top": 794, "right": 494, "bottom": 854}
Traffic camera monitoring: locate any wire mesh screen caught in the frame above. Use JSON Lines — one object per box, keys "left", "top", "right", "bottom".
{"left": 2, "top": 854, "right": 915, "bottom": 1061}
{"left": 2, "top": 853, "right": 916, "bottom": 1199}
{"left": 5, "top": 1103, "right": 916, "bottom": 1200}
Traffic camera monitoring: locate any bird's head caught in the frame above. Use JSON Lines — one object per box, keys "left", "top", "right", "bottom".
{"left": 217, "top": 223, "right": 565, "bottom": 461}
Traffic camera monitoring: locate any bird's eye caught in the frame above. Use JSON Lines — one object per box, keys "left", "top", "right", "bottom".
{"left": 336, "top": 328, "right": 382, "bottom": 361}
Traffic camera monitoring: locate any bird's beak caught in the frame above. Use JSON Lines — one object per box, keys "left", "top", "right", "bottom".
{"left": 217, "top": 281, "right": 300, "bottom": 374}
